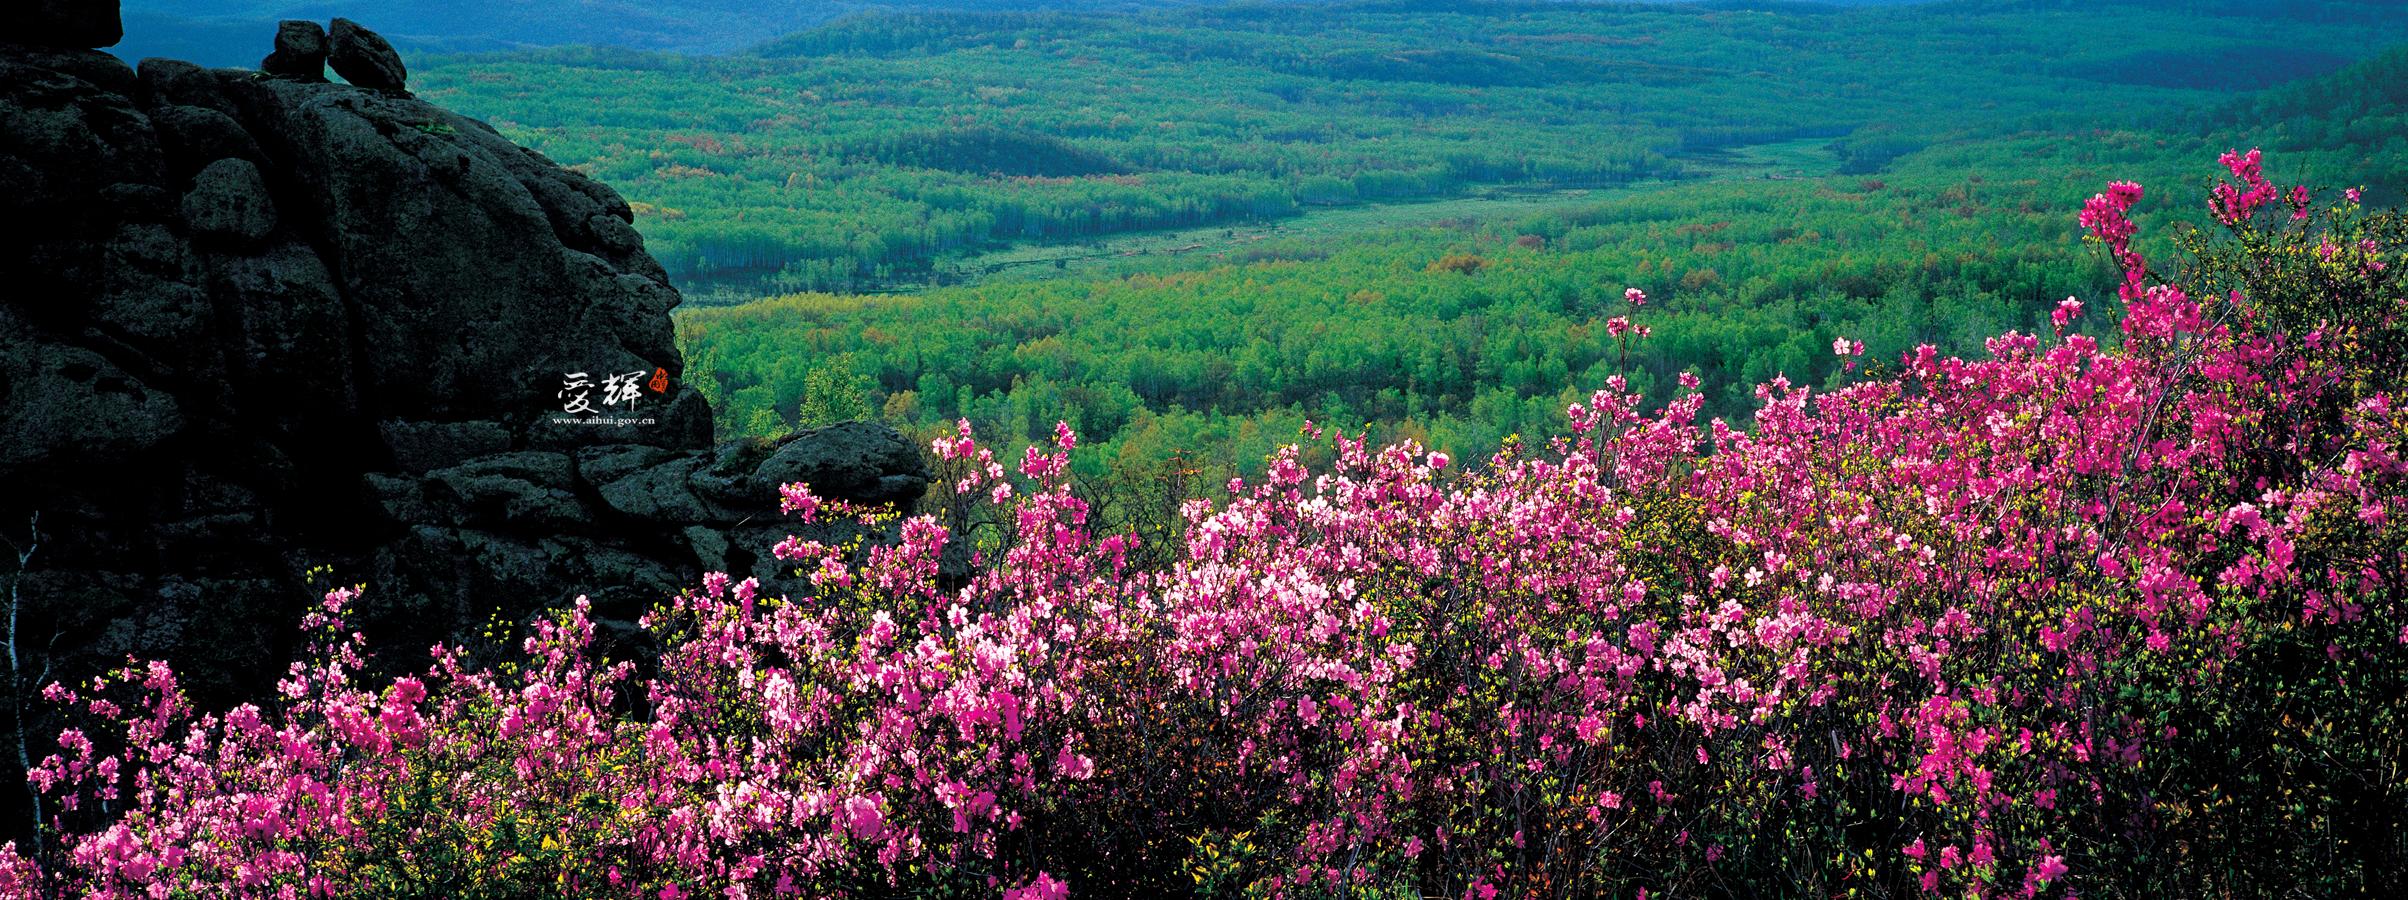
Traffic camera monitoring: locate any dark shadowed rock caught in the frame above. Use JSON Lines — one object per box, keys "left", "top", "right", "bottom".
{"left": 209, "top": 241, "right": 355, "bottom": 422}
{"left": 596, "top": 455, "right": 716, "bottom": 523}
{"left": 574, "top": 443, "right": 674, "bottom": 487}
{"left": 18, "top": 0, "right": 122, "bottom": 49}
{"left": 97, "top": 181, "right": 172, "bottom": 221}
{"left": 0, "top": 35, "right": 932, "bottom": 826}
{"left": 362, "top": 472, "right": 433, "bottom": 523}
{"left": 150, "top": 103, "right": 267, "bottom": 182}
{"left": 683, "top": 525, "right": 730, "bottom": 572}
{"left": 381, "top": 420, "right": 512, "bottom": 473}
{"left": 179, "top": 157, "right": 277, "bottom": 247}
{"left": 326, "top": 18, "right": 404, "bottom": 91}
{"left": 244, "top": 80, "right": 679, "bottom": 423}
{"left": 1, "top": 46, "right": 157, "bottom": 229}
{"left": 135, "top": 58, "right": 229, "bottom": 112}
{"left": 752, "top": 421, "right": 932, "bottom": 505}
{"left": 425, "top": 452, "right": 584, "bottom": 529}
{"left": 260, "top": 20, "right": 326, "bottom": 81}
{"left": 689, "top": 436, "right": 786, "bottom": 506}
{"left": 0, "top": 315, "right": 183, "bottom": 471}
{"left": 93, "top": 221, "right": 213, "bottom": 361}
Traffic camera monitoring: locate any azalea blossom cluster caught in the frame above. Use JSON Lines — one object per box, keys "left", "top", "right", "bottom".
{"left": 1, "top": 154, "right": 2402, "bottom": 899}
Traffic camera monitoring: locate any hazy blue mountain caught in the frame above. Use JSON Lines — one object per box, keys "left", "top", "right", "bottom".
{"left": 108, "top": 0, "right": 2309, "bottom": 72}
{"left": 112, "top": 0, "right": 1937, "bottom": 67}
{"left": 114, "top": 1, "right": 866, "bottom": 66}
{"left": 109, "top": 0, "right": 1306, "bottom": 67}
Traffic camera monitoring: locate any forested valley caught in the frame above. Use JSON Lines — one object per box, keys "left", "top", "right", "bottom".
{"left": 410, "top": 0, "right": 2408, "bottom": 476}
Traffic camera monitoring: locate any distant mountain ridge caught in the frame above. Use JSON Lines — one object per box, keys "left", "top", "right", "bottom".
{"left": 115, "top": 0, "right": 1948, "bottom": 66}
{"left": 112, "top": 0, "right": 1252, "bottom": 65}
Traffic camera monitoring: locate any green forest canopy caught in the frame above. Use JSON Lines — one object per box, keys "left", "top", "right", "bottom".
{"left": 414, "top": 0, "right": 2407, "bottom": 296}
{"left": 411, "top": 2, "right": 2408, "bottom": 477}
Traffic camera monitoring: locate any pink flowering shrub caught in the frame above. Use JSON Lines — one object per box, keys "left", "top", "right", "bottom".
{"left": 0, "top": 585, "right": 649, "bottom": 898}
{"left": 2, "top": 153, "right": 2403, "bottom": 898}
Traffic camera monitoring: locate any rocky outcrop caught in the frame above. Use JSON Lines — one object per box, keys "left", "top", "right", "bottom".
{"left": 0, "top": 6, "right": 928, "bottom": 719}
{"left": 260, "top": 21, "right": 326, "bottom": 82}
{"left": 326, "top": 18, "right": 404, "bottom": 92}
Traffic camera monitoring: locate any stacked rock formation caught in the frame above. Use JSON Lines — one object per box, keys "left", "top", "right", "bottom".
{"left": 0, "top": 4, "right": 929, "bottom": 721}
{"left": 259, "top": 20, "right": 326, "bottom": 82}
